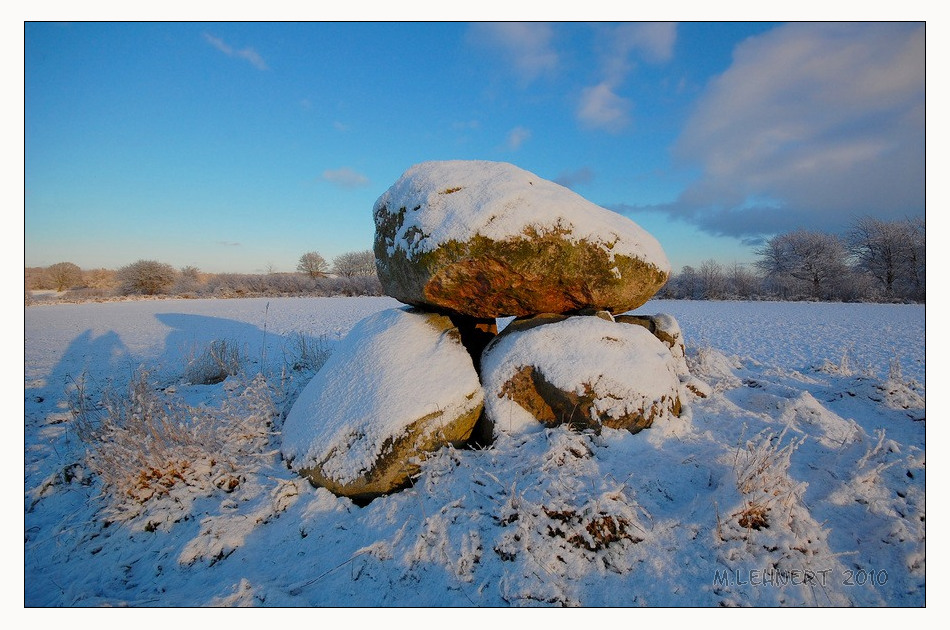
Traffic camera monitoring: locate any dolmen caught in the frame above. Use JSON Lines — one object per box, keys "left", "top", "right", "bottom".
{"left": 281, "top": 160, "right": 699, "bottom": 502}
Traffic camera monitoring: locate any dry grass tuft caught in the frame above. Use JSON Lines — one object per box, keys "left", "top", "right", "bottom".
{"left": 184, "top": 338, "right": 245, "bottom": 385}
{"left": 72, "top": 370, "right": 275, "bottom": 528}
{"left": 284, "top": 333, "right": 331, "bottom": 372}
{"left": 732, "top": 428, "right": 804, "bottom": 532}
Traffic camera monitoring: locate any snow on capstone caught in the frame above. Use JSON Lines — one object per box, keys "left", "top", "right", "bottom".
{"left": 281, "top": 307, "right": 483, "bottom": 497}
{"left": 374, "top": 160, "right": 669, "bottom": 268}
{"left": 373, "top": 160, "right": 672, "bottom": 317}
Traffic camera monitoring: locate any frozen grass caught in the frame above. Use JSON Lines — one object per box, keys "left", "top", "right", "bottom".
{"left": 183, "top": 338, "right": 245, "bottom": 385}
{"left": 731, "top": 429, "right": 805, "bottom": 533}
{"left": 24, "top": 297, "right": 925, "bottom": 607}
{"left": 71, "top": 370, "right": 277, "bottom": 530}
{"left": 283, "top": 333, "right": 331, "bottom": 373}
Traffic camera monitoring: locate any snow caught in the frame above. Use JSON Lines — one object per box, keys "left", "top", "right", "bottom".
{"left": 281, "top": 307, "right": 483, "bottom": 484}
{"left": 23, "top": 297, "right": 926, "bottom": 607}
{"left": 374, "top": 160, "right": 671, "bottom": 273}
{"left": 481, "top": 316, "right": 681, "bottom": 435}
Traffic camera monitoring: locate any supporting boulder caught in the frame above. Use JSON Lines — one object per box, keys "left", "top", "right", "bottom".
{"left": 616, "top": 313, "right": 710, "bottom": 398}
{"left": 481, "top": 316, "right": 682, "bottom": 437}
{"left": 615, "top": 313, "right": 689, "bottom": 377}
{"left": 281, "top": 307, "right": 484, "bottom": 503}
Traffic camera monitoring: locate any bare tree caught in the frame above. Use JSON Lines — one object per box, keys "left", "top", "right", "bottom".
{"left": 173, "top": 265, "right": 202, "bottom": 294}
{"left": 297, "top": 251, "right": 328, "bottom": 278}
{"left": 83, "top": 268, "right": 117, "bottom": 290}
{"left": 848, "top": 216, "right": 925, "bottom": 301}
{"left": 45, "top": 262, "right": 82, "bottom": 291}
{"left": 333, "top": 250, "right": 377, "bottom": 277}
{"left": 116, "top": 260, "right": 178, "bottom": 295}
{"left": 699, "top": 259, "right": 726, "bottom": 299}
{"left": 848, "top": 217, "right": 905, "bottom": 299}
{"left": 905, "top": 217, "right": 925, "bottom": 301}
{"left": 755, "top": 230, "right": 848, "bottom": 300}
{"left": 676, "top": 265, "right": 701, "bottom": 299}
{"left": 727, "top": 263, "right": 760, "bottom": 299}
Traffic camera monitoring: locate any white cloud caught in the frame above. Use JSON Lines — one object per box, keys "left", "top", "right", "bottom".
{"left": 620, "top": 22, "right": 677, "bottom": 63}
{"left": 321, "top": 167, "right": 370, "bottom": 189}
{"left": 668, "top": 22, "right": 925, "bottom": 237}
{"left": 602, "top": 22, "right": 676, "bottom": 81}
{"left": 505, "top": 126, "right": 531, "bottom": 151}
{"left": 202, "top": 32, "right": 268, "bottom": 71}
{"left": 468, "top": 23, "right": 557, "bottom": 83}
{"left": 576, "top": 23, "right": 676, "bottom": 133}
{"left": 577, "top": 82, "right": 632, "bottom": 133}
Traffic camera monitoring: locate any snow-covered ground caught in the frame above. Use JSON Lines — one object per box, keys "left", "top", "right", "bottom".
{"left": 24, "top": 297, "right": 925, "bottom": 606}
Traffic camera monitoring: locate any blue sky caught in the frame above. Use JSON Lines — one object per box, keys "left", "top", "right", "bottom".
{"left": 24, "top": 21, "right": 925, "bottom": 274}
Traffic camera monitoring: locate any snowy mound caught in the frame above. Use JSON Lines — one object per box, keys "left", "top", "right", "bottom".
{"left": 481, "top": 315, "right": 682, "bottom": 436}
{"left": 373, "top": 160, "right": 672, "bottom": 317}
{"left": 281, "top": 307, "right": 483, "bottom": 500}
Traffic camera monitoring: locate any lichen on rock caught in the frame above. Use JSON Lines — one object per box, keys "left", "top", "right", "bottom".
{"left": 481, "top": 316, "right": 682, "bottom": 437}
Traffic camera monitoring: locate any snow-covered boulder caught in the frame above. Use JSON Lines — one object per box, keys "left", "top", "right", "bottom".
{"left": 615, "top": 313, "right": 688, "bottom": 376}
{"left": 616, "top": 313, "right": 712, "bottom": 398}
{"left": 481, "top": 316, "right": 682, "bottom": 436}
{"left": 373, "top": 160, "right": 671, "bottom": 318}
{"left": 281, "top": 307, "right": 484, "bottom": 502}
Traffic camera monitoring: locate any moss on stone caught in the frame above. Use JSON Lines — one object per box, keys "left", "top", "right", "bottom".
{"left": 374, "top": 216, "right": 669, "bottom": 318}
{"left": 495, "top": 364, "right": 679, "bottom": 436}
{"left": 299, "top": 391, "right": 483, "bottom": 504}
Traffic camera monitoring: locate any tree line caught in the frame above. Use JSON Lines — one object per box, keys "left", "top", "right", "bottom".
{"left": 658, "top": 217, "right": 925, "bottom": 303}
{"left": 25, "top": 216, "right": 925, "bottom": 305}
{"left": 26, "top": 250, "right": 382, "bottom": 303}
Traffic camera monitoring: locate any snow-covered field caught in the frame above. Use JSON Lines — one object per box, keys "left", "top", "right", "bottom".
{"left": 24, "top": 296, "right": 925, "bottom": 607}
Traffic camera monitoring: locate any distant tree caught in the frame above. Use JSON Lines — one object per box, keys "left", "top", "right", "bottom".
{"left": 116, "top": 260, "right": 178, "bottom": 295}
{"left": 45, "top": 262, "right": 82, "bottom": 291}
{"left": 83, "top": 268, "right": 117, "bottom": 290}
{"left": 905, "top": 217, "right": 925, "bottom": 301}
{"left": 297, "top": 251, "right": 328, "bottom": 278}
{"left": 727, "top": 263, "right": 760, "bottom": 299}
{"left": 25, "top": 267, "right": 48, "bottom": 291}
{"left": 699, "top": 259, "right": 726, "bottom": 299}
{"left": 676, "top": 265, "right": 701, "bottom": 300}
{"left": 333, "top": 250, "right": 377, "bottom": 277}
{"left": 174, "top": 265, "right": 202, "bottom": 294}
{"left": 848, "top": 216, "right": 924, "bottom": 301}
{"left": 755, "top": 230, "right": 848, "bottom": 300}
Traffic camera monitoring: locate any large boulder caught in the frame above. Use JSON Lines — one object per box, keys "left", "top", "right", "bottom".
{"left": 374, "top": 161, "right": 671, "bottom": 318}
{"left": 481, "top": 316, "right": 681, "bottom": 437}
{"left": 616, "top": 312, "right": 711, "bottom": 398}
{"left": 615, "top": 313, "right": 688, "bottom": 377}
{"left": 281, "top": 307, "right": 484, "bottom": 503}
